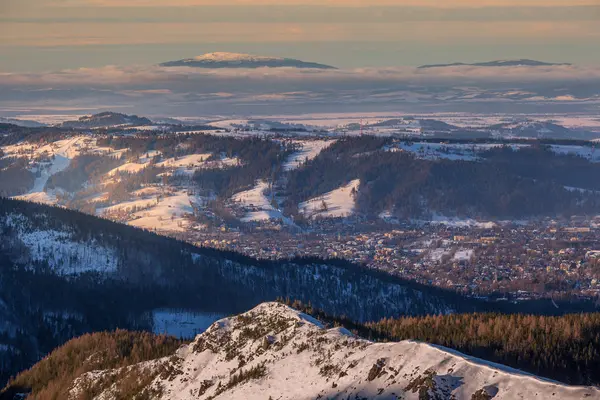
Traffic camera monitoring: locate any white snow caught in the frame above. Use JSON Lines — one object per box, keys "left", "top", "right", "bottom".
{"left": 128, "top": 192, "right": 196, "bottom": 232}
{"left": 132, "top": 187, "right": 163, "bottom": 197}
{"left": 13, "top": 228, "right": 118, "bottom": 275}
{"left": 20, "top": 137, "right": 81, "bottom": 196}
{"left": 283, "top": 140, "right": 335, "bottom": 171}
{"left": 300, "top": 179, "right": 360, "bottom": 219}
{"left": 107, "top": 162, "right": 147, "bottom": 176}
{"left": 157, "top": 154, "right": 212, "bottom": 169}
{"left": 231, "top": 180, "right": 291, "bottom": 223}
{"left": 4, "top": 136, "right": 126, "bottom": 202}
{"left": 206, "top": 119, "right": 251, "bottom": 130}
{"left": 70, "top": 302, "right": 600, "bottom": 400}
{"left": 232, "top": 180, "right": 272, "bottom": 210}
{"left": 100, "top": 198, "right": 158, "bottom": 214}
{"left": 388, "top": 142, "right": 529, "bottom": 161}
{"left": 99, "top": 191, "right": 198, "bottom": 232}
{"left": 550, "top": 145, "right": 600, "bottom": 163}
{"left": 191, "top": 52, "right": 284, "bottom": 62}
{"left": 16, "top": 190, "right": 58, "bottom": 205}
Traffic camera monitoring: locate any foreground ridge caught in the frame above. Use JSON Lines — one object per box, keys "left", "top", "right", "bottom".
{"left": 63, "top": 302, "right": 600, "bottom": 400}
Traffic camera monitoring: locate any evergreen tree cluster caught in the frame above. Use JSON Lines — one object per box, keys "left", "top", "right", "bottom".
{"left": 282, "top": 299, "right": 600, "bottom": 386}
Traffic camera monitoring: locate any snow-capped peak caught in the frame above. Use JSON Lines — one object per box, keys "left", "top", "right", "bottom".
{"left": 160, "top": 53, "right": 336, "bottom": 69}
{"left": 191, "top": 52, "right": 283, "bottom": 62}
{"left": 68, "top": 302, "right": 600, "bottom": 400}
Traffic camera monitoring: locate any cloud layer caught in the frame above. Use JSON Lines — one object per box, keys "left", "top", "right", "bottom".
{"left": 1, "top": 63, "right": 599, "bottom": 116}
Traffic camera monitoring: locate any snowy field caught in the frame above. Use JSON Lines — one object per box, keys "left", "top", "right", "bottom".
{"left": 107, "top": 162, "right": 148, "bottom": 176}
{"left": 99, "top": 191, "right": 198, "bottom": 233}
{"left": 232, "top": 180, "right": 272, "bottom": 210}
{"left": 231, "top": 180, "right": 290, "bottom": 223}
{"left": 388, "top": 142, "right": 528, "bottom": 161}
{"left": 127, "top": 192, "right": 197, "bottom": 232}
{"left": 300, "top": 179, "right": 360, "bottom": 219}
{"left": 157, "top": 153, "right": 212, "bottom": 169}
{"left": 283, "top": 140, "right": 335, "bottom": 171}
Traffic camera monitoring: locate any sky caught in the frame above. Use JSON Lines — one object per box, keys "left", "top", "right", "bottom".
{"left": 1, "top": 0, "right": 599, "bottom": 72}
{"left": 0, "top": 0, "right": 599, "bottom": 118}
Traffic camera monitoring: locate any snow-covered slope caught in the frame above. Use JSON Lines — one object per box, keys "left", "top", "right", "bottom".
{"left": 5, "top": 136, "right": 123, "bottom": 204}
{"left": 160, "top": 52, "right": 336, "bottom": 69}
{"left": 300, "top": 179, "right": 360, "bottom": 219}
{"left": 99, "top": 191, "right": 199, "bottom": 233}
{"left": 231, "top": 180, "right": 290, "bottom": 223}
{"left": 0, "top": 213, "right": 119, "bottom": 275}
{"left": 69, "top": 302, "right": 600, "bottom": 400}
{"left": 283, "top": 140, "right": 335, "bottom": 171}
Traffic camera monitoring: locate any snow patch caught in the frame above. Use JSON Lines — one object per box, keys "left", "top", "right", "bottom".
{"left": 300, "top": 179, "right": 360, "bottom": 219}
{"left": 17, "top": 229, "right": 118, "bottom": 275}
{"left": 283, "top": 140, "right": 336, "bottom": 171}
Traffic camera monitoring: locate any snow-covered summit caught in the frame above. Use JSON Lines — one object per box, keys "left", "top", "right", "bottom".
{"left": 60, "top": 112, "right": 152, "bottom": 129}
{"left": 192, "top": 52, "right": 284, "bottom": 62}
{"left": 160, "top": 52, "right": 336, "bottom": 69}
{"left": 69, "top": 302, "right": 600, "bottom": 400}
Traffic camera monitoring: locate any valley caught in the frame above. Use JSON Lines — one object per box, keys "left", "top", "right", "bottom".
{"left": 3, "top": 1, "right": 600, "bottom": 396}
{"left": 3, "top": 114, "right": 600, "bottom": 303}
{"left": 3, "top": 112, "right": 600, "bottom": 396}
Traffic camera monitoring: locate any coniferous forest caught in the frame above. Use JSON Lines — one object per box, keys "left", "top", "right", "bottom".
{"left": 281, "top": 299, "right": 600, "bottom": 386}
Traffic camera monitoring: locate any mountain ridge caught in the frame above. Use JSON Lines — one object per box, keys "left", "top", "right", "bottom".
{"left": 7, "top": 302, "right": 599, "bottom": 400}
{"left": 160, "top": 52, "right": 337, "bottom": 69}
{"left": 0, "top": 117, "right": 46, "bottom": 128}
{"left": 419, "top": 59, "right": 572, "bottom": 69}
{"left": 60, "top": 112, "right": 152, "bottom": 129}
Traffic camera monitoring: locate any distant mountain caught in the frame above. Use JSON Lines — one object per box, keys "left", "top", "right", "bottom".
{"left": 419, "top": 59, "right": 572, "bottom": 69}
{"left": 160, "top": 52, "right": 336, "bottom": 69}
{"left": 150, "top": 116, "right": 186, "bottom": 125}
{"left": 7, "top": 302, "right": 600, "bottom": 400}
{"left": 0, "top": 117, "right": 45, "bottom": 128}
{"left": 488, "top": 120, "right": 582, "bottom": 139}
{"left": 60, "top": 112, "right": 152, "bottom": 129}
{"left": 369, "top": 117, "right": 596, "bottom": 140}
{"left": 363, "top": 118, "right": 459, "bottom": 135}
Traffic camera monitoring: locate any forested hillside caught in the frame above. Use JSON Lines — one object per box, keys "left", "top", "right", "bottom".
{"left": 0, "top": 198, "right": 488, "bottom": 384}
{"left": 285, "top": 137, "right": 600, "bottom": 218}
{"left": 4, "top": 128, "right": 600, "bottom": 221}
